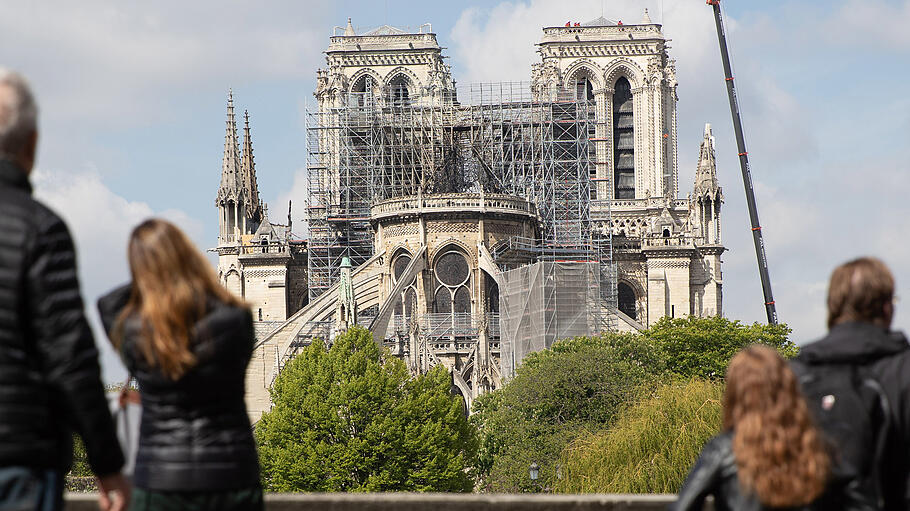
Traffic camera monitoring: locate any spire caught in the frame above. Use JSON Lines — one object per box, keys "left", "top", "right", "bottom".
{"left": 217, "top": 89, "right": 243, "bottom": 205}
{"left": 344, "top": 17, "right": 355, "bottom": 36}
{"left": 694, "top": 123, "right": 718, "bottom": 192}
{"left": 241, "top": 109, "right": 262, "bottom": 221}
{"left": 642, "top": 8, "right": 652, "bottom": 24}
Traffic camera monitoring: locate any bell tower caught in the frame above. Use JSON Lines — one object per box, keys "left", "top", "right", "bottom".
{"left": 532, "top": 9, "right": 678, "bottom": 202}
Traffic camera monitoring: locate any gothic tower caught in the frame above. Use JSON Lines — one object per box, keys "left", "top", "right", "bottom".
{"left": 315, "top": 17, "right": 456, "bottom": 112}
{"left": 216, "top": 93, "right": 307, "bottom": 325}
{"left": 532, "top": 9, "right": 678, "bottom": 202}
{"left": 531, "top": 11, "right": 724, "bottom": 325}
{"left": 689, "top": 124, "right": 724, "bottom": 316}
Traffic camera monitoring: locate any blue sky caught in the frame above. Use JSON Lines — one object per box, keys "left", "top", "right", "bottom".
{"left": 3, "top": 0, "right": 910, "bottom": 382}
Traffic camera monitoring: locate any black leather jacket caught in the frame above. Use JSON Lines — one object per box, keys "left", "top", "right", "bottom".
{"left": 98, "top": 284, "right": 260, "bottom": 491}
{"left": 0, "top": 158, "right": 123, "bottom": 475}
{"left": 671, "top": 432, "right": 874, "bottom": 511}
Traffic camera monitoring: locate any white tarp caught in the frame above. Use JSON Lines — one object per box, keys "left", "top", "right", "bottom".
{"left": 499, "top": 261, "right": 600, "bottom": 378}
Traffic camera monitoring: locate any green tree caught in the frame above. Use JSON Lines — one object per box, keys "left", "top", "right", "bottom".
{"left": 645, "top": 316, "right": 795, "bottom": 380}
{"left": 471, "top": 332, "right": 666, "bottom": 492}
{"left": 255, "top": 326, "right": 478, "bottom": 492}
{"left": 555, "top": 378, "right": 724, "bottom": 493}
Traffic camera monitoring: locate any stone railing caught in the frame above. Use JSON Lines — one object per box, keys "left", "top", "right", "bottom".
{"left": 608, "top": 197, "right": 689, "bottom": 210}
{"left": 371, "top": 194, "right": 538, "bottom": 221}
{"left": 541, "top": 24, "right": 664, "bottom": 40}
{"left": 387, "top": 313, "right": 502, "bottom": 340}
{"left": 240, "top": 244, "right": 290, "bottom": 256}
{"left": 641, "top": 236, "right": 699, "bottom": 248}
{"left": 65, "top": 493, "right": 701, "bottom": 511}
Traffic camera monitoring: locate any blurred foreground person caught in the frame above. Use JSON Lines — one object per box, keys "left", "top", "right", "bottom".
{"left": 0, "top": 68, "right": 128, "bottom": 510}
{"left": 672, "top": 345, "right": 871, "bottom": 511}
{"left": 98, "top": 219, "right": 262, "bottom": 511}
{"left": 795, "top": 257, "right": 910, "bottom": 510}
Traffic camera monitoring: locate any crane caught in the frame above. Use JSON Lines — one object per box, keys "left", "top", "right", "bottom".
{"left": 707, "top": 0, "right": 778, "bottom": 325}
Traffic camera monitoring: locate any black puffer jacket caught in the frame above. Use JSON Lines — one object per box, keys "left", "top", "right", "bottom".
{"left": 0, "top": 158, "right": 123, "bottom": 475}
{"left": 98, "top": 284, "right": 260, "bottom": 491}
{"left": 798, "top": 322, "right": 910, "bottom": 511}
{"left": 671, "top": 432, "right": 873, "bottom": 511}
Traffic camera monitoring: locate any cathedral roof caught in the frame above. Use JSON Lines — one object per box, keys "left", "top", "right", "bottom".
{"left": 582, "top": 16, "right": 620, "bottom": 27}
{"left": 363, "top": 24, "right": 409, "bottom": 36}
{"left": 328, "top": 19, "right": 439, "bottom": 52}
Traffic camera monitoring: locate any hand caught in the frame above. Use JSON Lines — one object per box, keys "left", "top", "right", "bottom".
{"left": 96, "top": 473, "right": 131, "bottom": 511}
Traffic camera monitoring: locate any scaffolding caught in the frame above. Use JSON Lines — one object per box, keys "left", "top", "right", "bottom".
{"left": 499, "top": 261, "right": 601, "bottom": 378}
{"left": 305, "top": 82, "right": 616, "bottom": 335}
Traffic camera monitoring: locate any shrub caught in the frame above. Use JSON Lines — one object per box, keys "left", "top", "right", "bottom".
{"left": 556, "top": 378, "right": 723, "bottom": 493}
{"left": 472, "top": 332, "right": 667, "bottom": 492}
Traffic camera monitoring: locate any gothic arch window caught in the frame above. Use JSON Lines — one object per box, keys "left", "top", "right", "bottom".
{"left": 389, "top": 75, "right": 411, "bottom": 107}
{"left": 392, "top": 252, "right": 412, "bottom": 282}
{"left": 432, "top": 249, "right": 472, "bottom": 322}
{"left": 572, "top": 72, "right": 597, "bottom": 195}
{"left": 351, "top": 75, "right": 377, "bottom": 107}
{"left": 485, "top": 272, "right": 499, "bottom": 314}
{"left": 224, "top": 270, "right": 242, "bottom": 298}
{"left": 392, "top": 251, "right": 417, "bottom": 332}
{"left": 613, "top": 76, "right": 635, "bottom": 199}
{"left": 618, "top": 282, "right": 637, "bottom": 320}
{"left": 575, "top": 75, "right": 595, "bottom": 102}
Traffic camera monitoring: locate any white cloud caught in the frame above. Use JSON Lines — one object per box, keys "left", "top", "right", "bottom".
{"left": 451, "top": 1, "right": 663, "bottom": 85}
{"left": 32, "top": 167, "right": 203, "bottom": 383}
{"left": 819, "top": 0, "right": 910, "bottom": 48}
{"left": 271, "top": 167, "right": 310, "bottom": 238}
{"left": 0, "top": 1, "right": 330, "bottom": 128}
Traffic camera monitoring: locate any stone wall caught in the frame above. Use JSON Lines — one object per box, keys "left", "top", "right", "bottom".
{"left": 65, "top": 493, "right": 708, "bottom": 511}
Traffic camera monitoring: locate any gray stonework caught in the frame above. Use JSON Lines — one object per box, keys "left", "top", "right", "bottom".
{"left": 217, "top": 12, "right": 725, "bottom": 422}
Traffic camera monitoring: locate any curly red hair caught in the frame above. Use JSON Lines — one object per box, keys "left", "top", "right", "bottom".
{"left": 723, "top": 345, "right": 829, "bottom": 507}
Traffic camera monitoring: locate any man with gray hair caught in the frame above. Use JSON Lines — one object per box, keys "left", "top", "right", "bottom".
{"left": 0, "top": 69, "right": 130, "bottom": 510}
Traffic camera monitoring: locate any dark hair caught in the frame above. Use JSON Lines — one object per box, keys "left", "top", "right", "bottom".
{"left": 827, "top": 257, "right": 894, "bottom": 328}
{"left": 116, "top": 218, "right": 244, "bottom": 380}
{"left": 723, "top": 345, "right": 829, "bottom": 507}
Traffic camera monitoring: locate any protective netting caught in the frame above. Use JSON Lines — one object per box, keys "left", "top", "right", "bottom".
{"left": 499, "top": 261, "right": 601, "bottom": 378}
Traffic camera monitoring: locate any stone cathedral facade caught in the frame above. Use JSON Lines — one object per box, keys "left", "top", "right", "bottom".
{"left": 528, "top": 12, "right": 725, "bottom": 326}
{"left": 217, "top": 12, "right": 725, "bottom": 421}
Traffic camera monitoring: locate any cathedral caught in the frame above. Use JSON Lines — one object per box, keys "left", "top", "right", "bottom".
{"left": 216, "top": 12, "right": 725, "bottom": 421}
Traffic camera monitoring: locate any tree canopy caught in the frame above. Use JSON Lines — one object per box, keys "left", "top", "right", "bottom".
{"left": 646, "top": 316, "right": 795, "bottom": 380}
{"left": 556, "top": 378, "right": 724, "bottom": 493}
{"left": 255, "top": 326, "right": 478, "bottom": 492}
{"left": 472, "top": 316, "right": 794, "bottom": 492}
{"left": 471, "top": 332, "right": 666, "bottom": 492}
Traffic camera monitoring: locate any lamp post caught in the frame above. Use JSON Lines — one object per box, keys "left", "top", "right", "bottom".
{"left": 529, "top": 462, "right": 540, "bottom": 492}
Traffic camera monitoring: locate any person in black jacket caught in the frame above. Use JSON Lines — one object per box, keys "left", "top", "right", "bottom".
{"left": 796, "top": 257, "right": 910, "bottom": 510}
{"left": 0, "top": 69, "right": 130, "bottom": 510}
{"left": 98, "top": 218, "right": 262, "bottom": 511}
{"left": 672, "top": 345, "right": 872, "bottom": 511}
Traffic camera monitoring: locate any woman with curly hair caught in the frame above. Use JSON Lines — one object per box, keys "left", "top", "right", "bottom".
{"left": 671, "top": 345, "right": 871, "bottom": 511}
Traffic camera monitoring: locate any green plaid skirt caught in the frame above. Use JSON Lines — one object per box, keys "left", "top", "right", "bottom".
{"left": 129, "top": 486, "right": 263, "bottom": 511}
